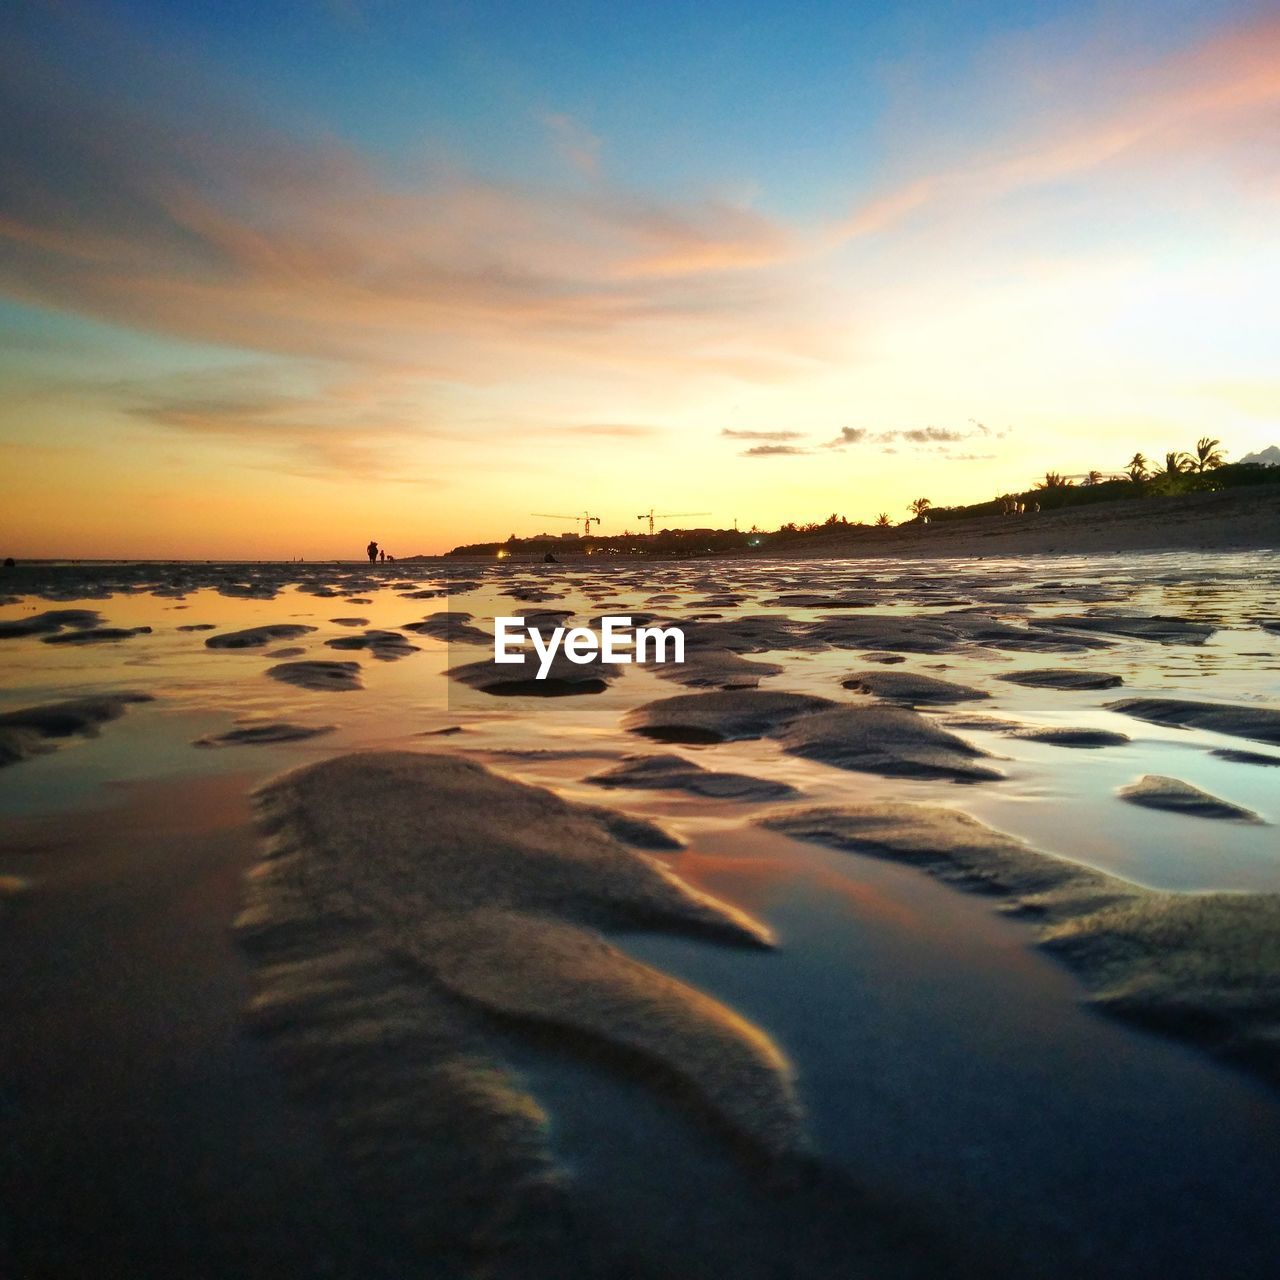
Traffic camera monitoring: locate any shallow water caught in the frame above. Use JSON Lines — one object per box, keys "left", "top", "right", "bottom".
{"left": 2, "top": 552, "right": 1279, "bottom": 1277}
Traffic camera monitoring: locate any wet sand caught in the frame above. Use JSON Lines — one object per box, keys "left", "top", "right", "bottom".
{"left": 2, "top": 552, "right": 1280, "bottom": 1277}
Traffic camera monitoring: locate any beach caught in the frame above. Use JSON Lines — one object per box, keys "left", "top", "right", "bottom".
{"left": 3, "top": 551, "right": 1280, "bottom": 1278}
{"left": 8, "top": 0, "right": 1280, "bottom": 1273}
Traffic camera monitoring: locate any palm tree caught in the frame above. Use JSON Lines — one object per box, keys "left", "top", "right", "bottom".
{"left": 1126, "top": 452, "right": 1149, "bottom": 483}
{"left": 1082, "top": 470, "right": 1103, "bottom": 486}
{"left": 908, "top": 497, "right": 932, "bottom": 518}
{"left": 1035, "top": 471, "right": 1072, "bottom": 489}
{"left": 1192, "top": 437, "right": 1225, "bottom": 472}
{"left": 875, "top": 512, "right": 891, "bottom": 527}
{"left": 1162, "top": 451, "right": 1192, "bottom": 476}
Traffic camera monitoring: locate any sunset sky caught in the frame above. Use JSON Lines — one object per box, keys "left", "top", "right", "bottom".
{"left": 3, "top": 0, "right": 1279, "bottom": 558}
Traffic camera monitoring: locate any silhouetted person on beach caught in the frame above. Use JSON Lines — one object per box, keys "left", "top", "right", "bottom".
{"left": 379, "top": 549, "right": 386, "bottom": 562}
{"left": 367, "top": 540, "right": 378, "bottom": 563}
{"left": 544, "top": 552, "right": 558, "bottom": 563}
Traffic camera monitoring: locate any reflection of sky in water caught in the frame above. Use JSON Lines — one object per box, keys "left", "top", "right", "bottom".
{"left": 621, "top": 830, "right": 1280, "bottom": 1273}
{"left": 4, "top": 552, "right": 1280, "bottom": 1277}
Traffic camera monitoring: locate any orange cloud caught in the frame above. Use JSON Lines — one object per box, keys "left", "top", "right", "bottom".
{"left": 127, "top": 390, "right": 447, "bottom": 483}
{"left": 0, "top": 35, "right": 801, "bottom": 395}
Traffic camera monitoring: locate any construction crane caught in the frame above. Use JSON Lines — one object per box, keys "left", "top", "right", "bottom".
{"left": 531, "top": 511, "right": 601, "bottom": 537}
{"left": 635, "top": 509, "right": 710, "bottom": 537}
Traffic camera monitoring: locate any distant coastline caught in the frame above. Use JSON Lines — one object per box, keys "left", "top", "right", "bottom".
{"left": 6, "top": 466, "right": 1277, "bottom": 568}
{"left": 756, "top": 484, "right": 1280, "bottom": 559}
{"left": 446, "top": 476, "right": 1280, "bottom": 561}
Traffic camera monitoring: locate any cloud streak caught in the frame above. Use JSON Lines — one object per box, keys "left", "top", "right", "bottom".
{"left": 0, "top": 30, "right": 802, "bottom": 396}
{"left": 721, "top": 428, "right": 808, "bottom": 441}
{"left": 824, "top": 421, "right": 1008, "bottom": 452}
{"left": 831, "top": 15, "right": 1280, "bottom": 245}
{"left": 127, "top": 388, "right": 444, "bottom": 483}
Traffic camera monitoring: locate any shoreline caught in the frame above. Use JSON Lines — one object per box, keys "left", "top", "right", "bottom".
{"left": 7, "top": 481, "right": 1280, "bottom": 571}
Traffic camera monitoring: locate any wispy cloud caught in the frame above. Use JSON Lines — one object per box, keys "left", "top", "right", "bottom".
{"left": 896, "top": 427, "right": 967, "bottom": 443}
{"left": 0, "top": 33, "right": 802, "bottom": 391}
{"left": 721, "top": 428, "right": 808, "bottom": 441}
{"left": 824, "top": 421, "right": 1008, "bottom": 452}
{"left": 831, "top": 15, "right": 1280, "bottom": 245}
{"left": 118, "top": 369, "right": 449, "bottom": 481}
{"left": 7, "top": 10, "right": 1273, "bottom": 403}
{"left": 741, "top": 443, "right": 809, "bottom": 457}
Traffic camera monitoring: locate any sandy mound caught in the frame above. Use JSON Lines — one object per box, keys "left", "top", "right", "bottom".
{"left": 682, "top": 614, "right": 821, "bottom": 653}
{"left": 324, "top": 630, "right": 419, "bottom": 661}
{"left": 0, "top": 693, "right": 153, "bottom": 767}
{"left": 1008, "top": 726, "right": 1130, "bottom": 748}
{"left": 402, "top": 611, "right": 492, "bottom": 645}
{"left": 42, "top": 625, "right": 152, "bottom": 645}
{"left": 194, "top": 722, "right": 336, "bottom": 747}
{"left": 417, "top": 908, "right": 799, "bottom": 1157}
{"left": 624, "top": 690, "right": 835, "bottom": 743}
{"left": 1106, "top": 697, "right": 1280, "bottom": 746}
{"left": 206, "top": 624, "right": 317, "bottom": 650}
{"left": 239, "top": 752, "right": 802, "bottom": 1271}
{"left": 1212, "top": 748, "right": 1280, "bottom": 766}
{"left": 808, "top": 614, "right": 961, "bottom": 653}
{"left": 266, "top": 660, "right": 363, "bottom": 692}
{"left": 508, "top": 608, "right": 576, "bottom": 627}
{"left": 1118, "top": 775, "right": 1262, "bottom": 822}
{"left": 939, "top": 713, "right": 1024, "bottom": 731}
{"left": 945, "top": 613, "right": 1117, "bottom": 653}
{"left": 996, "top": 669, "right": 1123, "bottom": 691}
{"left": 763, "top": 592, "right": 876, "bottom": 608}
{"left": 587, "top": 754, "right": 800, "bottom": 802}
{"left": 1032, "top": 614, "right": 1215, "bottom": 644}
{"left": 0, "top": 608, "right": 102, "bottom": 639}
{"left": 448, "top": 651, "right": 614, "bottom": 697}
{"left": 841, "top": 670, "right": 989, "bottom": 706}
{"left": 654, "top": 647, "right": 784, "bottom": 690}
{"left": 772, "top": 705, "right": 1002, "bottom": 782}
{"left": 761, "top": 804, "right": 1280, "bottom": 1087}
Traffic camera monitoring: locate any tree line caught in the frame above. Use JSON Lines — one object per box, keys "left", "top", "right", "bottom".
{"left": 904, "top": 437, "right": 1231, "bottom": 523}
